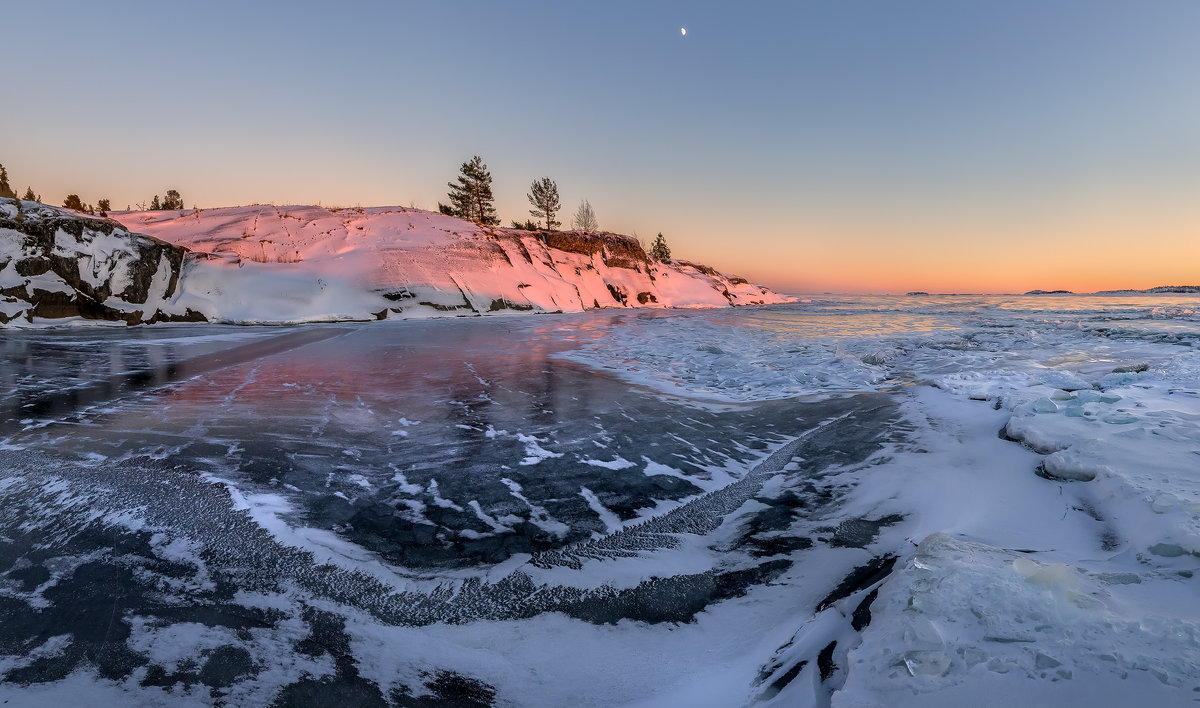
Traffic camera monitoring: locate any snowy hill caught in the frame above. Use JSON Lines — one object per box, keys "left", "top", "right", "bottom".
{"left": 110, "top": 204, "right": 792, "bottom": 323}
{"left": 0, "top": 200, "right": 791, "bottom": 326}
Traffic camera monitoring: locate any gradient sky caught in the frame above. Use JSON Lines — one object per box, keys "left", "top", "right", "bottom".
{"left": 5, "top": 1, "right": 1199, "bottom": 293}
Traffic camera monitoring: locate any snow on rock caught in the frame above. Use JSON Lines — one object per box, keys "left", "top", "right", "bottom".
{"left": 0, "top": 198, "right": 202, "bottom": 326}
{"left": 108, "top": 204, "right": 792, "bottom": 324}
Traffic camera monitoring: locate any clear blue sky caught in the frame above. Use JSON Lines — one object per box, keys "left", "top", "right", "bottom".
{"left": 5, "top": 1, "right": 1199, "bottom": 292}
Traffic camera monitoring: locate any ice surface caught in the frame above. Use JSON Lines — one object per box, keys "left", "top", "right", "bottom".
{"left": 3, "top": 294, "right": 1200, "bottom": 705}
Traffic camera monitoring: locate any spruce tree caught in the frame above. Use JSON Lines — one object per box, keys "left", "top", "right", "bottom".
{"left": 21, "top": 187, "right": 36, "bottom": 202}
{"left": 446, "top": 156, "right": 499, "bottom": 226}
{"left": 650, "top": 233, "right": 671, "bottom": 261}
{"left": 526, "top": 177, "right": 560, "bottom": 230}
{"left": 150, "top": 195, "right": 161, "bottom": 210}
{"left": 0, "top": 164, "right": 14, "bottom": 199}
{"left": 62, "top": 194, "right": 85, "bottom": 211}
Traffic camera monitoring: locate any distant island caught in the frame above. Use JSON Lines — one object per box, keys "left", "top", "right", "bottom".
{"left": 1095, "top": 285, "right": 1200, "bottom": 294}
{"left": 1023, "top": 286, "right": 1200, "bottom": 295}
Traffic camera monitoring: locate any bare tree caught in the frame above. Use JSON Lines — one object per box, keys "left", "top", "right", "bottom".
{"left": 572, "top": 199, "right": 598, "bottom": 232}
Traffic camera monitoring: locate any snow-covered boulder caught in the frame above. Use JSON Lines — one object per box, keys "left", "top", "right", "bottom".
{"left": 0, "top": 198, "right": 204, "bottom": 325}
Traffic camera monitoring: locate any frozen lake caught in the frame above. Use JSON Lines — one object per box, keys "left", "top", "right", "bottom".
{"left": 2, "top": 295, "right": 1199, "bottom": 706}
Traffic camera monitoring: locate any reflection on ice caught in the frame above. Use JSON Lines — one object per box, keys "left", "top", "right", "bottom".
{"left": 0, "top": 315, "right": 818, "bottom": 571}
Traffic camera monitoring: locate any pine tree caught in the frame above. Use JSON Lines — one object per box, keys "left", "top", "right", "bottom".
{"left": 97, "top": 198, "right": 111, "bottom": 213}
{"left": 163, "top": 189, "right": 183, "bottom": 210}
{"left": 150, "top": 195, "right": 161, "bottom": 210}
{"left": 526, "top": 177, "right": 560, "bottom": 230}
{"left": 572, "top": 199, "right": 598, "bottom": 232}
{"left": 650, "top": 233, "right": 671, "bottom": 261}
{"left": 446, "top": 156, "right": 499, "bottom": 226}
{"left": 0, "top": 164, "right": 14, "bottom": 199}
{"left": 21, "top": 187, "right": 36, "bottom": 202}
{"left": 62, "top": 194, "right": 85, "bottom": 211}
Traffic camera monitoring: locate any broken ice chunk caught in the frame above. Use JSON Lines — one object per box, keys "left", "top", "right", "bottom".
{"left": 1012, "top": 558, "right": 1079, "bottom": 592}
{"left": 1102, "top": 412, "right": 1138, "bottom": 424}
{"left": 1039, "top": 371, "right": 1091, "bottom": 391}
{"left": 902, "top": 618, "right": 950, "bottom": 676}
{"left": 1032, "top": 397, "right": 1059, "bottom": 414}
{"left": 1152, "top": 493, "right": 1180, "bottom": 513}
{"left": 1042, "top": 446, "right": 1112, "bottom": 482}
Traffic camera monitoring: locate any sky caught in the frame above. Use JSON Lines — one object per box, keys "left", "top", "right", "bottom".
{"left": 4, "top": 1, "right": 1198, "bottom": 294}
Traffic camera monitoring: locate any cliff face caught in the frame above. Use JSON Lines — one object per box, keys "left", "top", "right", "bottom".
{"left": 2, "top": 200, "right": 791, "bottom": 326}
{"left": 0, "top": 199, "right": 204, "bottom": 325}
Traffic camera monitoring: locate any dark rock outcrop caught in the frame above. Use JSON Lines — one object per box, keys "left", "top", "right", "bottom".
{"left": 0, "top": 199, "right": 205, "bottom": 325}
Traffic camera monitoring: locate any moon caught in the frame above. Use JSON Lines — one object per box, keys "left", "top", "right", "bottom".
{"left": 681, "top": 27, "right": 686, "bottom": 36}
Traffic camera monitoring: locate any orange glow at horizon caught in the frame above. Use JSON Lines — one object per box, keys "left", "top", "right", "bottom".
{"left": 676, "top": 197, "right": 1200, "bottom": 295}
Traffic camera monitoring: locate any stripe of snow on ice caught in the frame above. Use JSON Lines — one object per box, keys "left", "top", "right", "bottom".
{"left": 580, "top": 456, "right": 636, "bottom": 470}
{"left": 388, "top": 468, "right": 423, "bottom": 495}
{"left": 467, "top": 500, "right": 513, "bottom": 534}
{"left": 426, "top": 479, "right": 463, "bottom": 511}
{"left": 640, "top": 459, "right": 694, "bottom": 481}
{"left": 579, "top": 486, "right": 623, "bottom": 534}
{"left": 500, "top": 478, "right": 570, "bottom": 538}
{"left": 516, "top": 432, "right": 563, "bottom": 465}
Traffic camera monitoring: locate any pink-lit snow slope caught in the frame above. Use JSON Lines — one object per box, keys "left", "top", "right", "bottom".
{"left": 112, "top": 205, "right": 793, "bottom": 324}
